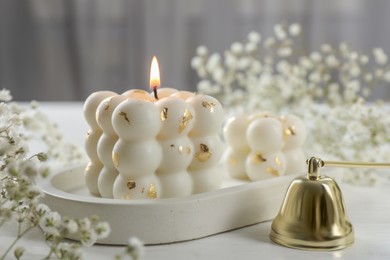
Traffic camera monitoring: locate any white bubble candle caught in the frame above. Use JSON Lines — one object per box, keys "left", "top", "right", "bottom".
{"left": 83, "top": 56, "right": 224, "bottom": 199}
{"left": 223, "top": 112, "right": 307, "bottom": 181}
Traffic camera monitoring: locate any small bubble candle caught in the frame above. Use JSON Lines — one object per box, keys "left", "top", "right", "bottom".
{"left": 223, "top": 112, "right": 307, "bottom": 181}
{"left": 83, "top": 57, "right": 224, "bottom": 199}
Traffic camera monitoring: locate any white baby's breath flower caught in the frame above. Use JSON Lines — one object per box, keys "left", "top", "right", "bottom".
{"left": 190, "top": 57, "right": 203, "bottom": 70}
{"left": 245, "top": 42, "right": 257, "bottom": 53}
{"left": 346, "top": 80, "right": 360, "bottom": 91}
{"left": 325, "top": 55, "right": 339, "bottom": 67}
{"left": 197, "top": 67, "right": 207, "bottom": 78}
{"left": 373, "top": 48, "right": 388, "bottom": 65}
{"left": 212, "top": 68, "right": 224, "bottom": 83}
{"left": 80, "top": 230, "right": 97, "bottom": 247}
{"left": 249, "top": 60, "right": 262, "bottom": 74}
{"left": 94, "top": 222, "right": 111, "bottom": 239}
{"left": 0, "top": 89, "right": 12, "bottom": 101}
{"left": 127, "top": 236, "right": 144, "bottom": 259}
{"left": 299, "top": 57, "right": 313, "bottom": 69}
{"left": 277, "top": 47, "right": 292, "bottom": 57}
{"left": 197, "top": 80, "right": 212, "bottom": 92}
{"left": 264, "top": 37, "right": 275, "bottom": 48}
{"left": 248, "top": 31, "right": 261, "bottom": 43}
{"left": 37, "top": 203, "right": 51, "bottom": 216}
{"left": 288, "top": 23, "right": 301, "bottom": 36}
{"left": 309, "top": 71, "right": 321, "bottom": 83}
{"left": 39, "top": 211, "right": 62, "bottom": 236}
{"left": 349, "top": 64, "right": 361, "bottom": 77}
{"left": 224, "top": 52, "right": 238, "bottom": 69}
{"left": 349, "top": 52, "right": 359, "bottom": 61}
{"left": 205, "top": 53, "right": 221, "bottom": 73}
{"left": 310, "top": 52, "right": 322, "bottom": 62}
{"left": 321, "top": 44, "right": 332, "bottom": 53}
{"left": 63, "top": 218, "right": 78, "bottom": 234}
{"left": 57, "top": 242, "right": 83, "bottom": 259}
{"left": 364, "top": 73, "right": 373, "bottom": 82}
{"left": 360, "top": 55, "right": 369, "bottom": 64}
{"left": 273, "top": 24, "right": 286, "bottom": 40}
{"left": 237, "top": 57, "right": 251, "bottom": 70}
{"left": 231, "top": 42, "right": 244, "bottom": 55}
{"left": 196, "top": 46, "right": 208, "bottom": 57}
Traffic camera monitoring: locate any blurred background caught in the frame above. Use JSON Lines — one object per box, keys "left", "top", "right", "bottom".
{"left": 1, "top": 0, "right": 390, "bottom": 101}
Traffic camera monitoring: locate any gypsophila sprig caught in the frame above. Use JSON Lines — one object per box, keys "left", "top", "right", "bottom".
{"left": 192, "top": 23, "right": 390, "bottom": 113}
{"left": 193, "top": 23, "right": 390, "bottom": 185}
{"left": 115, "top": 236, "right": 145, "bottom": 260}
{"left": 0, "top": 90, "right": 109, "bottom": 260}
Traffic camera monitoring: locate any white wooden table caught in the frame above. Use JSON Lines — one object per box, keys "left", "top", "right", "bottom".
{"left": 1, "top": 103, "right": 390, "bottom": 259}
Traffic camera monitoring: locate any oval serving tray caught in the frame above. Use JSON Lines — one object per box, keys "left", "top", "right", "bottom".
{"left": 38, "top": 166, "right": 293, "bottom": 245}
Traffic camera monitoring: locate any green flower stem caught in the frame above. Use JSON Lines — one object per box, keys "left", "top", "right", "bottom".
{"left": 0, "top": 225, "right": 35, "bottom": 260}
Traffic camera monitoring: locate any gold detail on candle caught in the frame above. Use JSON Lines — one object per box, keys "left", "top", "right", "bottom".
{"left": 252, "top": 153, "right": 267, "bottom": 164}
{"left": 104, "top": 103, "right": 110, "bottom": 111}
{"left": 275, "top": 156, "right": 283, "bottom": 167}
{"left": 161, "top": 107, "right": 168, "bottom": 121}
{"left": 283, "top": 126, "right": 296, "bottom": 140}
{"left": 178, "top": 109, "right": 193, "bottom": 133}
{"left": 266, "top": 167, "right": 279, "bottom": 176}
{"left": 148, "top": 183, "right": 157, "bottom": 199}
{"left": 127, "top": 181, "right": 136, "bottom": 189}
{"left": 230, "top": 158, "right": 237, "bottom": 166}
{"left": 178, "top": 146, "right": 184, "bottom": 154}
{"left": 141, "top": 187, "right": 145, "bottom": 193}
{"left": 186, "top": 147, "right": 191, "bottom": 155}
{"left": 202, "top": 101, "right": 216, "bottom": 112}
{"left": 195, "top": 144, "right": 212, "bottom": 162}
{"left": 119, "top": 111, "right": 130, "bottom": 124}
{"left": 170, "top": 144, "right": 175, "bottom": 148}
{"left": 113, "top": 152, "right": 119, "bottom": 168}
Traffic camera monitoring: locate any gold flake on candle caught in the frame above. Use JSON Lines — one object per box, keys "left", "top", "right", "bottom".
{"left": 252, "top": 153, "right": 267, "bottom": 164}
{"left": 112, "top": 152, "right": 119, "bottom": 168}
{"left": 178, "top": 109, "right": 193, "bottom": 133}
{"left": 275, "top": 156, "right": 283, "bottom": 167}
{"left": 127, "top": 181, "right": 136, "bottom": 189}
{"left": 170, "top": 144, "right": 175, "bottom": 148}
{"left": 283, "top": 126, "right": 296, "bottom": 140}
{"left": 119, "top": 111, "right": 130, "bottom": 124}
{"left": 186, "top": 147, "right": 191, "bottom": 155}
{"left": 104, "top": 104, "right": 110, "bottom": 111}
{"left": 230, "top": 158, "right": 237, "bottom": 166}
{"left": 195, "top": 144, "right": 212, "bottom": 162}
{"left": 148, "top": 183, "right": 157, "bottom": 199}
{"left": 141, "top": 187, "right": 145, "bottom": 193}
{"left": 266, "top": 167, "right": 279, "bottom": 176}
{"left": 201, "top": 101, "right": 216, "bottom": 112}
{"left": 161, "top": 107, "right": 168, "bottom": 121}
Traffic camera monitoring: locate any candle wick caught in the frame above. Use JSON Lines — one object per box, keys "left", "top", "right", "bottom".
{"left": 153, "top": 87, "right": 159, "bottom": 100}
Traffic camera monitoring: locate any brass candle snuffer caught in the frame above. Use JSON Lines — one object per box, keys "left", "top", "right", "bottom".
{"left": 270, "top": 157, "right": 390, "bottom": 251}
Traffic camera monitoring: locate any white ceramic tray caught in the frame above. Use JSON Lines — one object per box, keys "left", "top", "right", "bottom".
{"left": 38, "top": 166, "right": 294, "bottom": 245}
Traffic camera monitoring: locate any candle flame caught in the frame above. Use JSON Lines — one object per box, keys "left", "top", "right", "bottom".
{"left": 150, "top": 56, "right": 160, "bottom": 90}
